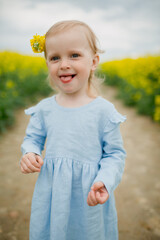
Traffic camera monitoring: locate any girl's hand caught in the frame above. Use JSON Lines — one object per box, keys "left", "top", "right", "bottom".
{"left": 20, "top": 152, "right": 43, "bottom": 174}
{"left": 87, "top": 181, "right": 109, "bottom": 206}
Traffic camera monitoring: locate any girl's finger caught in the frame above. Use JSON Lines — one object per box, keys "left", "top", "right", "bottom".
{"left": 95, "top": 191, "right": 104, "bottom": 204}
{"left": 25, "top": 157, "right": 41, "bottom": 172}
{"left": 21, "top": 165, "right": 31, "bottom": 174}
{"left": 32, "top": 160, "right": 41, "bottom": 168}
{"left": 22, "top": 153, "right": 38, "bottom": 166}
{"left": 35, "top": 155, "right": 44, "bottom": 166}
{"left": 89, "top": 190, "right": 98, "bottom": 206}
{"left": 26, "top": 154, "right": 40, "bottom": 168}
{"left": 21, "top": 155, "right": 28, "bottom": 165}
{"left": 91, "top": 181, "right": 104, "bottom": 191}
{"left": 30, "top": 157, "right": 41, "bottom": 168}
{"left": 87, "top": 192, "right": 94, "bottom": 206}
{"left": 21, "top": 157, "right": 40, "bottom": 173}
{"left": 21, "top": 161, "right": 33, "bottom": 173}
{"left": 96, "top": 191, "right": 109, "bottom": 204}
{"left": 87, "top": 192, "right": 95, "bottom": 206}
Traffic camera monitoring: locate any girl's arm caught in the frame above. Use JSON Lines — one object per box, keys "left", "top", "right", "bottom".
{"left": 20, "top": 106, "right": 46, "bottom": 174}
{"left": 21, "top": 106, "right": 46, "bottom": 156}
{"left": 92, "top": 113, "right": 126, "bottom": 197}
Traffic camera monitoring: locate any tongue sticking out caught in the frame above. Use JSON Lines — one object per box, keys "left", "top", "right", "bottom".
{"left": 60, "top": 75, "right": 73, "bottom": 81}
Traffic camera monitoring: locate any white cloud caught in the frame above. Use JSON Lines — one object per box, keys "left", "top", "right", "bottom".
{"left": 0, "top": 0, "right": 160, "bottom": 61}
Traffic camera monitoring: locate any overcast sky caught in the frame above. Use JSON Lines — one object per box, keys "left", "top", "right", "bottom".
{"left": 0, "top": 0, "right": 160, "bottom": 62}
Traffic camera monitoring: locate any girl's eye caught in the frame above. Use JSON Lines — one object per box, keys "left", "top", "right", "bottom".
{"left": 71, "top": 53, "right": 79, "bottom": 58}
{"left": 51, "top": 56, "right": 59, "bottom": 61}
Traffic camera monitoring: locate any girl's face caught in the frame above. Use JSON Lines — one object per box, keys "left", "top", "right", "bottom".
{"left": 45, "top": 27, "right": 99, "bottom": 97}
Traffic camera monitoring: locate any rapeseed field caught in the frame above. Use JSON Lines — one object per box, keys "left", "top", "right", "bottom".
{"left": 0, "top": 51, "right": 51, "bottom": 133}
{"left": 100, "top": 55, "right": 160, "bottom": 123}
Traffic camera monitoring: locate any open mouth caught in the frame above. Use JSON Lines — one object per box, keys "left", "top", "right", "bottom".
{"left": 60, "top": 74, "right": 76, "bottom": 83}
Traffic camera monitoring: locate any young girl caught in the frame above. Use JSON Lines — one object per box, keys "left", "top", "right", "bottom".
{"left": 20, "top": 20, "right": 126, "bottom": 240}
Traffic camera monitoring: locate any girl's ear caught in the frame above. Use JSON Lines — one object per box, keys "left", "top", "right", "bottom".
{"left": 91, "top": 54, "right": 99, "bottom": 71}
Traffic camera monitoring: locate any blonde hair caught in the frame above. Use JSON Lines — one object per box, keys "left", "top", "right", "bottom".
{"left": 44, "top": 20, "right": 104, "bottom": 97}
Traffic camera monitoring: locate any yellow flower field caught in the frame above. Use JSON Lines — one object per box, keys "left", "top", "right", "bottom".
{"left": 0, "top": 51, "right": 51, "bottom": 133}
{"left": 100, "top": 55, "right": 160, "bottom": 122}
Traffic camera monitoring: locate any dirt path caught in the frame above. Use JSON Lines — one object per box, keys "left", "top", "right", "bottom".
{"left": 0, "top": 85, "right": 160, "bottom": 240}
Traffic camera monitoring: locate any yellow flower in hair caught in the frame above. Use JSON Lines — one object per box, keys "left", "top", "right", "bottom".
{"left": 30, "top": 34, "right": 45, "bottom": 53}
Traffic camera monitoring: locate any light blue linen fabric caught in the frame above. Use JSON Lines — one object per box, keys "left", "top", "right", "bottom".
{"left": 21, "top": 95, "right": 127, "bottom": 240}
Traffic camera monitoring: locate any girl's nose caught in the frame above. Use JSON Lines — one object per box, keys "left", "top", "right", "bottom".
{"left": 60, "top": 58, "right": 70, "bottom": 70}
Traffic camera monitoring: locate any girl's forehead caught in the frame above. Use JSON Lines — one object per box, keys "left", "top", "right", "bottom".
{"left": 47, "top": 25, "right": 88, "bottom": 39}
{"left": 46, "top": 27, "right": 90, "bottom": 49}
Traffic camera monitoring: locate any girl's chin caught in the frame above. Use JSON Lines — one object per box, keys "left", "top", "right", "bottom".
{"left": 60, "top": 87, "right": 78, "bottom": 95}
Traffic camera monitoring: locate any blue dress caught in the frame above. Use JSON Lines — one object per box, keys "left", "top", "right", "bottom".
{"left": 21, "top": 95, "right": 126, "bottom": 240}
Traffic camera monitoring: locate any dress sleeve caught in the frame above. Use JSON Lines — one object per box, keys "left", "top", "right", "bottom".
{"left": 21, "top": 105, "right": 46, "bottom": 156}
{"left": 92, "top": 108, "right": 127, "bottom": 196}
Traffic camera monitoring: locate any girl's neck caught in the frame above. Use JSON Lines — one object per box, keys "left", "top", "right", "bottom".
{"left": 55, "top": 93, "right": 97, "bottom": 108}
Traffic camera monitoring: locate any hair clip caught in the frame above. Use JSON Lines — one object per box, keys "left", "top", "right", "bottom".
{"left": 30, "top": 34, "right": 45, "bottom": 53}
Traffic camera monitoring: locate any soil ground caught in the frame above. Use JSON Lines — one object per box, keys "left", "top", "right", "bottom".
{"left": 0, "top": 85, "right": 160, "bottom": 240}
